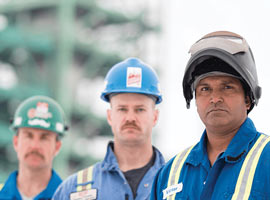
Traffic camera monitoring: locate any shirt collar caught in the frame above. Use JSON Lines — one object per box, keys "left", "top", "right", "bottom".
{"left": 223, "top": 118, "right": 258, "bottom": 162}
{"left": 1, "top": 169, "right": 61, "bottom": 198}
{"left": 186, "top": 118, "right": 258, "bottom": 166}
{"left": 38, "top": 169, "right": 62, "bottom": 197}
{"left": 101, "top": 141, "right": 165, "bottom": 171}
{"left": 102, "top": 141, "right": 121, "bottom": 171}
{"left": 1, "top": 171, "right": 21, "bottom": 197}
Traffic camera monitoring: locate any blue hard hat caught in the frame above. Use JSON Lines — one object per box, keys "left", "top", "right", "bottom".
{"left": 101, "top": 57, "right": 162, "bottom": 104}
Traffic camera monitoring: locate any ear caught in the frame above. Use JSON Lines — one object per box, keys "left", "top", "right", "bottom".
{"left": 245, "top": 96, "right": 251, "bottom": 110}
{"left": 153, "top": 109, "right": 159, "bottom": 127}
{"left": 13, "top": 135, "right": 18, "bottom": 153}
{"left": 54, "top": 140, "right": 62, "bottom": 157}
{"left": 107, "top": 109, "right": 112, "bottom": 126}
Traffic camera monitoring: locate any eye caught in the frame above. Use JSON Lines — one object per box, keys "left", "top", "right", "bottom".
{"left": 41, "top": 134, "right": 49, "bottom": 140}
{"left": 200, "top": 86, "right": 210, "bottom": 92}
{"left": 224, "top": 85, "right": 233, "bottom": 89}
{"left": 136, "top": 108, "right": 145, "bottom": 112}
{"left": 118, "top": 107, "right": 127, "bottom": 112}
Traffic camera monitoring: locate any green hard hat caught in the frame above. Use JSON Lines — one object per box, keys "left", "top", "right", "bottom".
{"left": 11, "top": 95, "right": 68, "bottom": 136}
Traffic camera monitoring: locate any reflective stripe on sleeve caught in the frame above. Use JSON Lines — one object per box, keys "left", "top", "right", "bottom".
{"left": 166, "top": 145, "right": 195, "bottom": 200}
{"left": 76, "top": 165, "right": 94, "bottom": 192}
{"left": 232, "top": 134, "right": 270, "bottom": 200}
{"left": 0, "top": 183, "right": 3, "bottom": 191}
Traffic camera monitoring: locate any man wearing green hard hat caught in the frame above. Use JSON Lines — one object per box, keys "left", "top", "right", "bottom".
{"left": 0, "top": 95, "right": 68, "bottom": 199}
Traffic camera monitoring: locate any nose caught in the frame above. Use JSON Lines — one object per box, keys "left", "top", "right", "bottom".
{"left": 125, "top": 110, "right": 136, "bottom": 122}
{"left": 210, "top": 90, "right": 223, "bottom": 104}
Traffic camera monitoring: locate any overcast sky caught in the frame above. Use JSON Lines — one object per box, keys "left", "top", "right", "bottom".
{"left": 156, "top": 0, "right": 270, "bottom": 159}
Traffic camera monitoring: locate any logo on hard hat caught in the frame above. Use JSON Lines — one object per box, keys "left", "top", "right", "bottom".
{"left": 27, "top": 102, "right": 52, "bottom": 119}
{"left": 28, "top": 119, "right": 51, "bottom": 128}
{"left": 126, "top": 67, "right": 142, "bottom": 88}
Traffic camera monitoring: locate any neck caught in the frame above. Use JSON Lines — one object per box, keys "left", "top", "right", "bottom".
{"left": 114, "top": 141, "right": 153, "bottom": 172}
{"left": 206, "top": 127, "right": 238, "bottom": 166}
{"left": 17, "top": 166, "right": 52, "bottom": 197}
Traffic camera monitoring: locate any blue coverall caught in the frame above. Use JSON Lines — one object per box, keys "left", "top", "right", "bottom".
{"left": 53, "top": 142, "right": 165, "bottom": 200}
{"left": 150, "top": 118, "right": 270, "bottom": 200}
{"left": 0, "top": 170, "right": 62, "bottom": 200}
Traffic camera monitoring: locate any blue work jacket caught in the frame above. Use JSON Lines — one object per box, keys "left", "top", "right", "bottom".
{"left": 53, "top": 142, "right": 165, "bottom": 200}
{"left": 151, "top": 118, "right": 270, "bottom": 200}
{"left": 0, "top": 169, "right": 62, "bottom": 200}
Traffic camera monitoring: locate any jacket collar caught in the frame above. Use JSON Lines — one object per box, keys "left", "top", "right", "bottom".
{"left": 0, "top": 170, "right": 61, "bottom": 198}
{"left": 0, "top": 171, "right": 21, "bottom": 198}
{"left": 39, "top": 170, "right": 62, "bottom": 197}
{"left": 186, "top": 118, "right": 258, "bottom": 166}
{"left": 101, "top": 141, "right": 165, "bottom": 171}
{"left": 101, "top": 141, "right": 120, "bottom": 171}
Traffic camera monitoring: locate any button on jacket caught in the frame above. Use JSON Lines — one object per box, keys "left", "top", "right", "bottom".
{"left": 151, "top": 118, "right": 270, "bottom": 200}
{"left": 0, "top": 170, "right": 62, "bottom": 200}
{"left": 53, "top": 142, "right": 165, "bottom": 200}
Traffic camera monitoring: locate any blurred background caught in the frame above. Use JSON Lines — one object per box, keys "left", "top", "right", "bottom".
{"left": 0, "top": 0, "right": 270, "bottom": 181}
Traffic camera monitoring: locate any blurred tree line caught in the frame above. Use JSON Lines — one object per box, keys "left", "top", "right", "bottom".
{"left": 0, "top": 0, "right": 161, "bottom": 180}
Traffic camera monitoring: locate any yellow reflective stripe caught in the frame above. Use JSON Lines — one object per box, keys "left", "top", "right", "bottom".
{"left": 76, "top": 165, "right": 94, "bottom": 192}
{"left": 167, "top": 145, "right": 195, "bottom": 200}
{"left": 0, "top": 183, "right": 3, "bottom": 191}
{"left": 232, "top": 134, "right": 265, "bottom": 200}
{"left": 232, "top": 135, "right": 270, "bottom": 200}
{"left": 167, "top": 152, "right": 182, "bottom": 187}
{"left": 242, "top": 135, "right": 270, "bottom": 200}
{"left": 76, "top": 169, "right": 84, "bottom": 192}
{"left": 86, "top": 166, "right": 94, "bottom": 190}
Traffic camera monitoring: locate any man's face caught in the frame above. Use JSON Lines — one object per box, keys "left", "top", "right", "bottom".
{"left": 107, "top": 93, "right": 159, "bottom": 146}
{"left": 195, "top": 76, "right": 250, "bottom": 133}
{"left": 13, "top": 127, "right": 61, "bottom": 170}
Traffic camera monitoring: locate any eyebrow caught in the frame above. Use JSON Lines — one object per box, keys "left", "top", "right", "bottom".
{"left": 21, "top": 130, "right": 54, "bottom": 137}
{"left": 116, "top": 104, "right": 146, "bottom": 107}
{"left": 40, "top": 132, "right": 54, "bottom": 137}
{"left": 199, "top": 79, "right": 239, "bottom": 85}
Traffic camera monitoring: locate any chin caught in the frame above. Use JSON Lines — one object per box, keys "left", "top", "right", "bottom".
{"left": 205, "top": 118, "right": 231, "bottom": 127}
{"left": 123, "top": 138, "right": 144, "bottom": 145}
{"left": 26, "top": 164, "right": 44, "bottom": 171}
{"left": 26, "top": 160, "right": 45, "bottom": 168}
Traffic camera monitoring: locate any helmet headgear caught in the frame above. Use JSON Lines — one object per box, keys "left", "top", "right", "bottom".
{"left": 182, "top": 31, "right": 261, "bottom": 113}
{"left": 101, "top": 57, "right": 162, "bottom": 104}
{"left": 10, "top": 95, "right": 68, "bottom": 136}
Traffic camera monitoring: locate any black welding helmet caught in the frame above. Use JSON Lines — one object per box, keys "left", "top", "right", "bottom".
{"left": 182, "top": 31, "right": 261, "bottom": 113}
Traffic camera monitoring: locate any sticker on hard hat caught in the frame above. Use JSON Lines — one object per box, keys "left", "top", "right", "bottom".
{"left": 14, "top": 117, "right": 22, "bottom": 126}
{"left": 28, "top": 119, "right": 50, "bottom": 128}
{"left": 56, "top": 122, "right": 64, "bottom": 132}
{"left": 103, "top": 80, "right": 108, "bottom": 91}
{"left": 126, "top": 67, "right": 142, "bottom": 88}
{"left": 27, "top": 102, "right": 52, "bottom": 119}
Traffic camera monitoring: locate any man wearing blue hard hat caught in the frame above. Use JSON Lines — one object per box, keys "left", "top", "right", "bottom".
{"left": 53, "top": 58, "right": 165, "bottom": 199}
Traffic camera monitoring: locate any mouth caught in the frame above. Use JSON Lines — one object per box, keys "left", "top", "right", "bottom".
{"left": 122, "top": 126, "right": 140, "bottom": 131}
{"left": 208, "top": 109, "right": 227, "bottom": 114}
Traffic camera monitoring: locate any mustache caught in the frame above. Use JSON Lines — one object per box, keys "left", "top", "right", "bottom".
{"left": 121, "top": 122, "right": 141, "bottom": 131}
{"left": 25, "top": 150, "right": 44, "bottom": 160}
